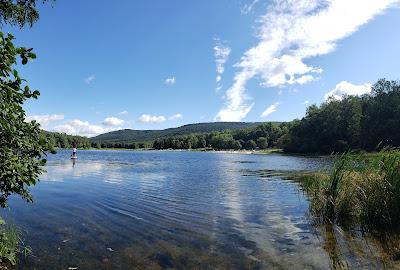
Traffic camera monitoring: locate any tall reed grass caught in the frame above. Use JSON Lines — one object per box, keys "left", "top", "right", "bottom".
{"left": 299, "top": 148, "right": 400, "bottom": 231}
{"left": 0, "top": 217, "right": 31, "bottom": 268}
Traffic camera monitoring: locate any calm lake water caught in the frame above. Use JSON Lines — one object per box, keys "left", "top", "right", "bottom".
{"left": 2, "top": 150, "right": 399, "bottom": 269}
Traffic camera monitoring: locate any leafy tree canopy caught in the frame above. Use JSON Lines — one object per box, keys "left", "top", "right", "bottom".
{"left": 0, "top": 32, "right": 52, "bottom": 207}
{"left": 282, "top": 79, "right": 400, "bottom": 153}
{"left": 0, "top": 0, "right": 52, "bottom": 28}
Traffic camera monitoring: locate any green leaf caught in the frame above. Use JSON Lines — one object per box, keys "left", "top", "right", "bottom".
{"left": 32, "top": 90, "right": 40, "bottom": 98}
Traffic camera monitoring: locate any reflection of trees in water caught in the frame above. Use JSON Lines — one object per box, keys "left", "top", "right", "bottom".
{"left": 319, "top": 224, "right": 400, "bottom": 269}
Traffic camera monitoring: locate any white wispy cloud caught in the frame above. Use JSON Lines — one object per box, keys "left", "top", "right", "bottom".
{"left": 118, "top": 110, "right": 129, "bottom": 116}
{"left": 304, "top": 100, "right": 310, "bottom": 105}
{"left": 165, "top": 76, "right": 176, "bottom": 85}
{"left": 214, "top": 39, "right": 231, "bottom": 85}
{"left": 261, "top": 102, "right": 280, "bottom": 118}
{"left": 216, "top": 0, "right": 398, "bottom": 121}
{"left": 102, "top": 117, "right": 124, "bottom": 127}
{"left": 26, "top": 114, "right": 64, "bottom": 126}
{"left": 169, "top": 113, "right": 183, "bottom": 120}
{"left": 85, "top": 74, "right": 96, "bottom": 84}
{"left": 54, "top": 120, "right": 116, "bottom": 137}
{"left": 137, "top": 114, "right": 167, "bottom": 123}
{"left": 242, "top": 0, "right": 261, "bottom": 14}
{"left": 325, "top": 81, "right": 372, "bottom": 100}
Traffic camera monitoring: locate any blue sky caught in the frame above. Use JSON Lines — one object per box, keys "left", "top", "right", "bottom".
{"left": 5, "top": 0, "right": 400, "bottom": 136}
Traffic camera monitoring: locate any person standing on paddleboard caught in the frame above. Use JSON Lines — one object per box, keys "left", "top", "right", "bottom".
{"left": 72, "top": 142, "right": 77, "bottom": 158}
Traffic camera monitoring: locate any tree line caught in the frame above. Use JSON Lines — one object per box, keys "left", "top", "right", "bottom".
{"left": 281, "top": 79, "right": 400, "bottom": 153}
{"left": 42, "top": 131, "right": 91, "bottom": 149}
{"left": 90, "top": 141, "right": 149, "bottom": 149}
{"left": 42, "top": 131, "right": 151, "bottom": 149}
{"left": 152, "top": 122, "right": 287, "bottom": 150}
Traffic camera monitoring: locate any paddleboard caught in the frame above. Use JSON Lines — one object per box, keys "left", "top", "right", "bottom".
{"left": 70, "top": 156, "right": 78, "bottom": 159}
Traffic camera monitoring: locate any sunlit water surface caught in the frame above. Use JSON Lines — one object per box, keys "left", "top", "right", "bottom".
{"left": 2, "top": 150, "right": 399, "bottom": 269}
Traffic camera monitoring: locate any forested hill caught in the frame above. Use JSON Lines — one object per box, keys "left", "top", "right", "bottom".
{"left": 42, "top": 79, "right": 400, "bottom": 153}
{"left": 92, "top": 122, "right": 266, "bottom": 144}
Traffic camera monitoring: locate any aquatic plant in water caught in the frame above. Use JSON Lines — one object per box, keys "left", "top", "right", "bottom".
{"left": 0, "top": 218, "right": 31, "bottom": 268}
{"left": 299, "top": 148, "right": 400, "bottom": 231}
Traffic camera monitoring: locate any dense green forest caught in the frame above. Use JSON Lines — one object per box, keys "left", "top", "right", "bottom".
{"left": 44, "top": 79, "right": 400, "bottom": 154}
{"left": 42, "top": 131, "right": 150, "bottom": 150}
{"left": 152, "top": 122, "right": 287, "bottom": 150}
{"left": 42, "top": 131, "right": 91, "bottom": 149}
{"left": 282, "top": 79, "right": 400, "bottom": 153}
{"left": 91, "top": 122, "right": 264, "bottom": 144}
{"left": 91, "top": 140, "right": 148, "bottom": 149}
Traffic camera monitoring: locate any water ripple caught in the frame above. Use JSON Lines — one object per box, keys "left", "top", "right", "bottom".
{"left": 2, "top": 150, "right": 394, "bottom": 269}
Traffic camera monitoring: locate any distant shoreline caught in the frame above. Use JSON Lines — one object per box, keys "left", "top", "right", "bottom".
{"left": 59, "top": 148, "right": 283, "bottom": 155}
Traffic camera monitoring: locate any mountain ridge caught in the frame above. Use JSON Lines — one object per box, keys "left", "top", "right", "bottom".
{"left": 91, "top": 122, "right": 276, "bottom": 143}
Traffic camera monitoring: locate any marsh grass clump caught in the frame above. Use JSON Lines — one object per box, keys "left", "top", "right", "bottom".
{"left": 0, "top": 218, "right": 31, "bottom": 268}
{"left": 299, "top": 148, "right": 400, "bottom": 231}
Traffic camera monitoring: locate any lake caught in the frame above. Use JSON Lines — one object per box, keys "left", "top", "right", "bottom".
{"left": 2, "top": 150, "right": 398, "bottom": 269}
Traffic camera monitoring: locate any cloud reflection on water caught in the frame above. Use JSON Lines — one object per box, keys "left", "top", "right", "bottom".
{"left": 211, "top": 154, "right": 335, "bottom": 268}
{"left": 41, "top": 161, "right": 126, "bottom": 184}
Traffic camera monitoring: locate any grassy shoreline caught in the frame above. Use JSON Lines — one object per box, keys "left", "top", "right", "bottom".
{"left": 296, "top": 148, "right": 400, "bottom": 231}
